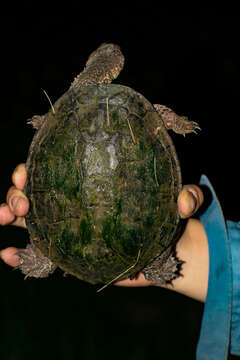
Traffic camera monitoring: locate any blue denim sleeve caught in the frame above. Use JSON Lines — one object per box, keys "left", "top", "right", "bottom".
{"left": 227, "top": 220, "right": 240, "bottom": 355}
{"left": 196, "top": 175, "right": 240, "bottom": 359}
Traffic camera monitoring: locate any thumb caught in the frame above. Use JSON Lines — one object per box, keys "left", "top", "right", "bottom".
{"left": 178, "top": 185, "right": 204, "bottom": 219}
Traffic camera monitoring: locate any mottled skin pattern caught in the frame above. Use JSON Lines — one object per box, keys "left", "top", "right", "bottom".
{"left": 70, "top": 43, "right": 124, "bottom": 88}
{"left": 19, "top": 43, "right": 199, "bottom": 286}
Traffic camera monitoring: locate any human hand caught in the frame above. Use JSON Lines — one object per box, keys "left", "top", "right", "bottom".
{"left": 0, "top": 164, "right": 204, "bottom": 286}
{"left": 115, "top": 184, "right": 204, "bottom": 287}
{"left": 0, "top": 164, "right": 29, "bottom": 266}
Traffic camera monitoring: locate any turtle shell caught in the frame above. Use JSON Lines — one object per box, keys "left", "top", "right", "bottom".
{"left": 25, "top": 84, "right": 182, "bottom": 284}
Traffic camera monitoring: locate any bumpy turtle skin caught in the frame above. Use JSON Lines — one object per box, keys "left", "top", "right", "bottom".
{"left": 70, "top": 43, "right": 124, "bottom": 90}
{"left": 141, "top": 244, "right": 184, "bottom": 286}
{"left": 16, "top": 243, "right": 56, "bottom": 278}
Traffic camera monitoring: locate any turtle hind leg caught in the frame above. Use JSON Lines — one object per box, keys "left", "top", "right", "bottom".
{"left": 154, "top": 104, "right": 200, "bottom": 135}
{"left": 16, "top": 243, "right": 57, "bottom": 279}
{"left": 141, "top": 247, "right": 184, "bottom": 286}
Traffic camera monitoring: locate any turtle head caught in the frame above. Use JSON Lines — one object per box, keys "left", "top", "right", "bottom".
{"left": 86, "top": 43, "right": 125, "bottom": 81}
{"left": 70, "top": 43, "right": 125, "bottom": 89}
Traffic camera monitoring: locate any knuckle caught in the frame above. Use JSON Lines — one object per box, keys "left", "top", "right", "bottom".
{"left": 6, "top": 186, "right": 17, "bottom": 203}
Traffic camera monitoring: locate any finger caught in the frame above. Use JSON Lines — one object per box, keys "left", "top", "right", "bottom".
{"left": 0, "top": 203, "right": 26, "bottom": 228}
{"left": 12, "top": 163, "right": 27, "bottom": 190}
{"left": 178, "top": 185, "right": 204, "bottom": 219}
{"left": 115, "top": 272, "right": 152, "bottom": 287}
{"left": 6, "top": 186, "right": 29, "bottom": 218}
{"left": 0, "top": 204, "right": 15, "bottom": 225}
{"left": 0, "top": 247, "right": 20, "bottom": 267}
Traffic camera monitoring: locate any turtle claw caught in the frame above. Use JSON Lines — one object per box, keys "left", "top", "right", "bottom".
{"left": 185, "top": 120, "right": 201, "bottom": 134}
{"left": 169, "top": 116, "right": 201, "bottom": 136}
{"left": 16, "top": 243, "right": 56, "bottom": 279}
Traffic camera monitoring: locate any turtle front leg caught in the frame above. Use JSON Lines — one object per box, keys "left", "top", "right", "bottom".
{"left": 16, "top": 243, "right": 56, "bottom": 279}
{"left": 154, "top": 104, "right": 200, "bottom": 135}
{"left": 27, "top": 115, "right": 45, "bottom": 130}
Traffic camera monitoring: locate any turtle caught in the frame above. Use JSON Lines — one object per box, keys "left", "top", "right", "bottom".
{"left": 17, "top": 43, "right": 199, "bottom": 288}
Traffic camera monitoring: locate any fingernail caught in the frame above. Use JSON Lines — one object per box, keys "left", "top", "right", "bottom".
{"left": 187, "top": 188, "right": 199, "bottom": 214}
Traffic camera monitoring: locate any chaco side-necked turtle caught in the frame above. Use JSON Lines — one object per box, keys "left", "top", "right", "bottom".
{"left": 18, "top": 43, "right": 199, "bottom": 287}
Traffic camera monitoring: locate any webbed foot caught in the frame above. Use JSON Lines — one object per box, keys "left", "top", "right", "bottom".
{"left": 16, "top": 243, "right": 56, "bottom": 279}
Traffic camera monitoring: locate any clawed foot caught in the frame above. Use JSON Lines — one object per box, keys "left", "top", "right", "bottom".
{"left": 154, "top": 104, "right": 201, "bottom": 136}
{"left": 173, "top": 116, "right": 201, "bottom": 136}
{"left": 16, "top": 243, "right": 56, "bottom": 279}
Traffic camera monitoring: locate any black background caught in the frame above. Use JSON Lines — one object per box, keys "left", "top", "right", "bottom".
{"left": 0, "top": 12, "right": 239, "bottom": 360}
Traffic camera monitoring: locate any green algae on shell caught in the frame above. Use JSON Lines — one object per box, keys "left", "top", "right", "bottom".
{"left": 25, "top": 83, "right": 182, "bottom": 284}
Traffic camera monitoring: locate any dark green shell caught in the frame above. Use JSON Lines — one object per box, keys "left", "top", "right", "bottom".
{"left": 25, "top": 84, "right": 182, "bottom": 284}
